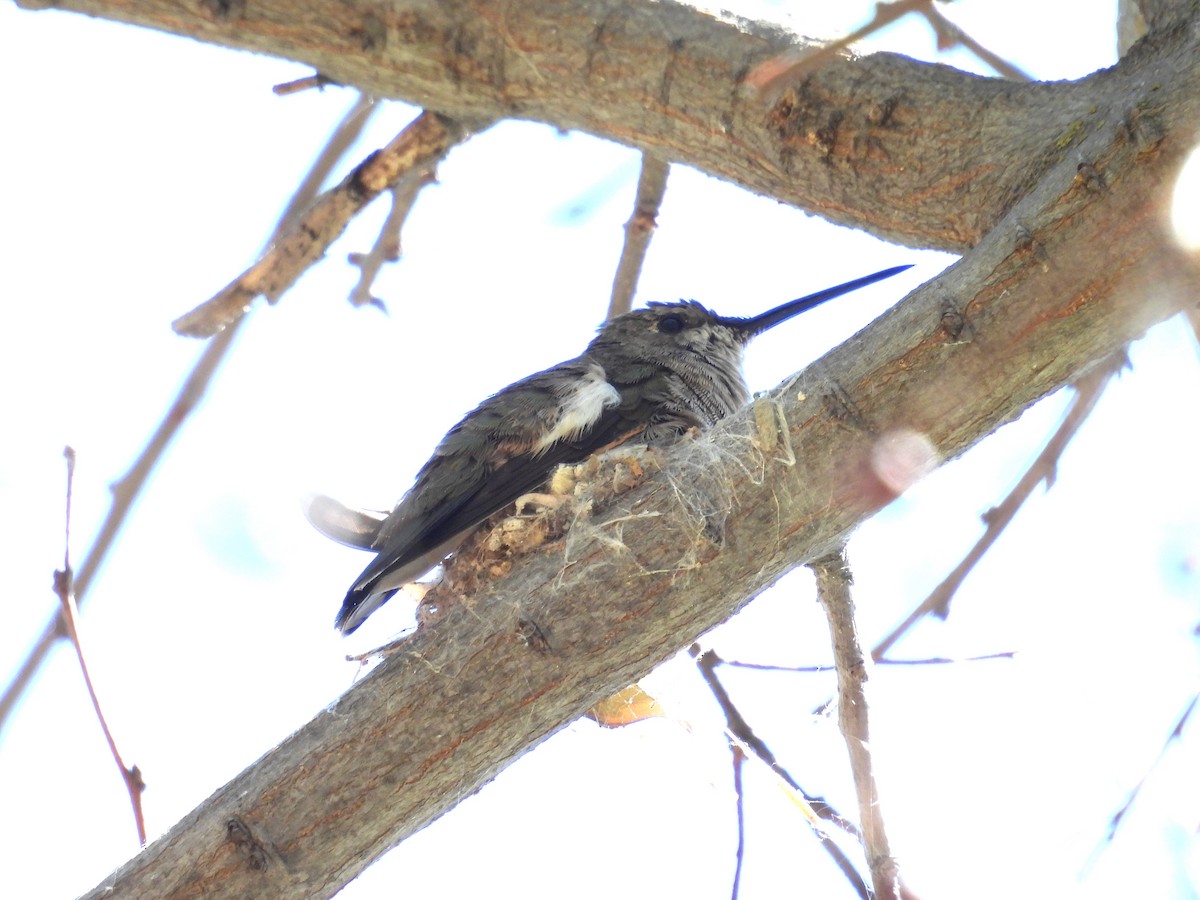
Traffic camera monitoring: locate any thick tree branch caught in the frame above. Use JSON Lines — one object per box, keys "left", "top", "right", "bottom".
{"left": 82, "top": 20, "right": 1199, "bottom": 879}
{"left": 14, "top": 0, "right": 1167, "bottom": 252}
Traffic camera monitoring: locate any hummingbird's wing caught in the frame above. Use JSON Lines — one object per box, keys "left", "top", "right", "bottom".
{"left": 334, "top": 359, "right": 631, "bottom": 633}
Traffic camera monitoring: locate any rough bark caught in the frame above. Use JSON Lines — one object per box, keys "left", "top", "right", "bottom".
{"left": 19, "top": 0, "right": 1193, "bottom": 894}
{"left": 11, "top": 0, "right": 1149, "bottom": 251}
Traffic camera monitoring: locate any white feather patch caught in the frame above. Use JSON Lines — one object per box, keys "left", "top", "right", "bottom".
{"left": 535, "top": 365, "right": 620, "bottom": 453}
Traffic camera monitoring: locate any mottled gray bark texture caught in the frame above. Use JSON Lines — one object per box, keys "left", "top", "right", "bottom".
{"left": 15, "top": 0, "right": 1170, "bottom": 251}
{"left": 27, "top": 0, "right": 1196, "bottom": 895}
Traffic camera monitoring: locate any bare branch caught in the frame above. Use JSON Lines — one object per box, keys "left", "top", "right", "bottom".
{"left": 729, "top": 745, "right": 746, "bottom": 900}
{"left": 918, "top": 4, "right": 1032, "bottom": 81}
{"left": 1097, "top": 691, "right": 1199, "bottom": 848}
{"left": 274, "top": 93, "right": 379, "bottom": 234}
{"left": 273, "top": 72, "right": 337, "bottom": 95}
{"left": 745, "top": 0, "right": 923, "bottom": 96}
{"left": 54, "top": 447, "right": 147, "bottom": 845}
{"left": 0, "top": 95, "right": 388, "bottom": 737}
{"left": 0, "top": 324, "right": 240, "bottom": 736}
{"left": 173, "top": 111, "right": 484, "bottom": 337}
{"left": 747, "top": 0, "right": 1028, "bottom": 107}
{"left": 723, "top": 651, "right": 1015, "bottom": 672}
{"left": 606, "top": 154, "right": 669, "bottom": 320}
{"left": 692, "top": 646, "right": 869, "bottom": 898}
{"left": 347, "top": 167, "right": 438, "bottom": 310}
{"left": 812, "top": 549, "right": 901, "bottom": 900}
{"left": 872, "top": 358, "right": 1123, "bottom": 661}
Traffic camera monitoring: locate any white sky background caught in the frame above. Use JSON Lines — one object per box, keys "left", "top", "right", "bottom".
{"left": 2, "top": 1, "right": 1198, "bottom": 897}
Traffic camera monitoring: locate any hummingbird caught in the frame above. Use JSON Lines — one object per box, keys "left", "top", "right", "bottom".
{"left": 307, "top": 264, "right": 911, "bottom": 633}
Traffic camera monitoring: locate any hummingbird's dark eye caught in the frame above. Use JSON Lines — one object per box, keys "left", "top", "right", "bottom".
{"left": 658, "top": 315, "right": 684, "bottom": 334}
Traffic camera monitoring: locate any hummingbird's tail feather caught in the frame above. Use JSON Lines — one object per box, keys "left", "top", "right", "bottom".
{"left": 336, "top": 534, "right": 466, "bottom": 633}
{"left": 303, "top": 494, "right": 388, "bottom": 550}
{"left": 335, "top": 586, "right": 400, "bottom": 634}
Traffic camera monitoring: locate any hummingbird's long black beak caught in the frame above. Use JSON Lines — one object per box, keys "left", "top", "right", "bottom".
{"left": 724, "top": 264, "right": 913, "bottom": 337}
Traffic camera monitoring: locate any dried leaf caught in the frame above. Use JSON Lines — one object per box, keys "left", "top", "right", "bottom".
{"left": 587, "top": 683, "right": 664, "bottom": 728}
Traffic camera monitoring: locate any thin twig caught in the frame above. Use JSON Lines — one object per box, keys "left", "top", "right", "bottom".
{"left": 1096, "top": 690, "right": 1199, "bottom": 849}
{"left": 276, "top": 93, "right": 378, "bottom": 233}
{"left": 745, "top": 0, "right": 1029, "bottom": 100}
{"left": 606, "top": 154, "right": 669, "bottom": 320}
{"left": 0, "top": 324, "right": 242, "bottom": 737}
{"left": 173, "top": 111, "right": 485, "bottom": 337}
{"left": 811, "top": 548, "right": 903, "bottom": 900}
{"left": 347, "top": 166, "right": 438, "bottom": 310}
{"left": 55, "top": 447, "right": 147, "bottom": 845}
{"left": 79, "top": 328, "right": 241, "bottom": 601}
{"left": 273, "top": 73, "right": 337, "bottom": 95}
{"left": 872, "top": 359, "right": 1122, "bottom": 660}
{"left": 918, "top": 4, "right": 1032, "bottom": 81}
{"left": 729, "top": 744, "right": 746, "bottom": 900}
{"left": 691, "top": 645, "right": 871, "bottom": 900}
{"left": 723, "top": 651, "right": 1015, "bottom": 672}
{"left": 874, "top": 652, "right": 1013, "bottom": 666}
{"left": 745, "top": 0, "right": 921, "bottom": 97}
{"left": 0, "top": 95, "right": 387, "bottom": 738}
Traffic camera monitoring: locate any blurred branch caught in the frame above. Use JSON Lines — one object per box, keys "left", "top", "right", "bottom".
{"left": 0, "top": 324, "right": 240, "bottom": 736}
{"left": 811, "top": 550, "right": 905, "bottom": 900}
{"left": 745, "top": 0, "right": 1029, "bottom": 100}
{"left": 173, "top": 111, "right": 485, "bottom": 337}
{"left": 745, "top": 0, "right": 918, "bottom": 96}
{"left": 918, "top": 3, "right": 1032, "bottom": 81}
{"left": 1097, "top": 690, "right": 1199, "bottom": 849}
{"left": 692, "top": 645, "right": 869, "bottom": 900}
{"left": 347, "top": 167, "right": 438, "bottom": 310}
{"left": 0, "top": 95, "right": 384, "bottom": 738}
{"left": 77, "top": 330, "right": 243, "bottom": 603}
{"left": 275, "top": 93, "right": 378, "bottom": 232}
{"left": 729, "top": 744, "right": 746, "bottom": 900}
{"left": 723, "top": 650, "right": 1015, "bottom": 672}
{"left": 872, "top": 358, "right": 1123, "bottom": 660}
{"left": 54, "top": 447, "right": 147, "bottom": 845}
{"left": 606, "top": 154, "right": 669, "bottom": 320}
{"left": 274, "top": 72, "right": 337, "bottom": 95}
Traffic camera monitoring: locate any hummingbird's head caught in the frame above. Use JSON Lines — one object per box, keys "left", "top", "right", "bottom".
{"left": 587, "top": 265, "right": 913, "bottom": 381}
{"left": 597, "top": 264, "right": 914, "bottom": 358}
{"left": 592, "top": 301, "right": 750, "bottom": 363}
